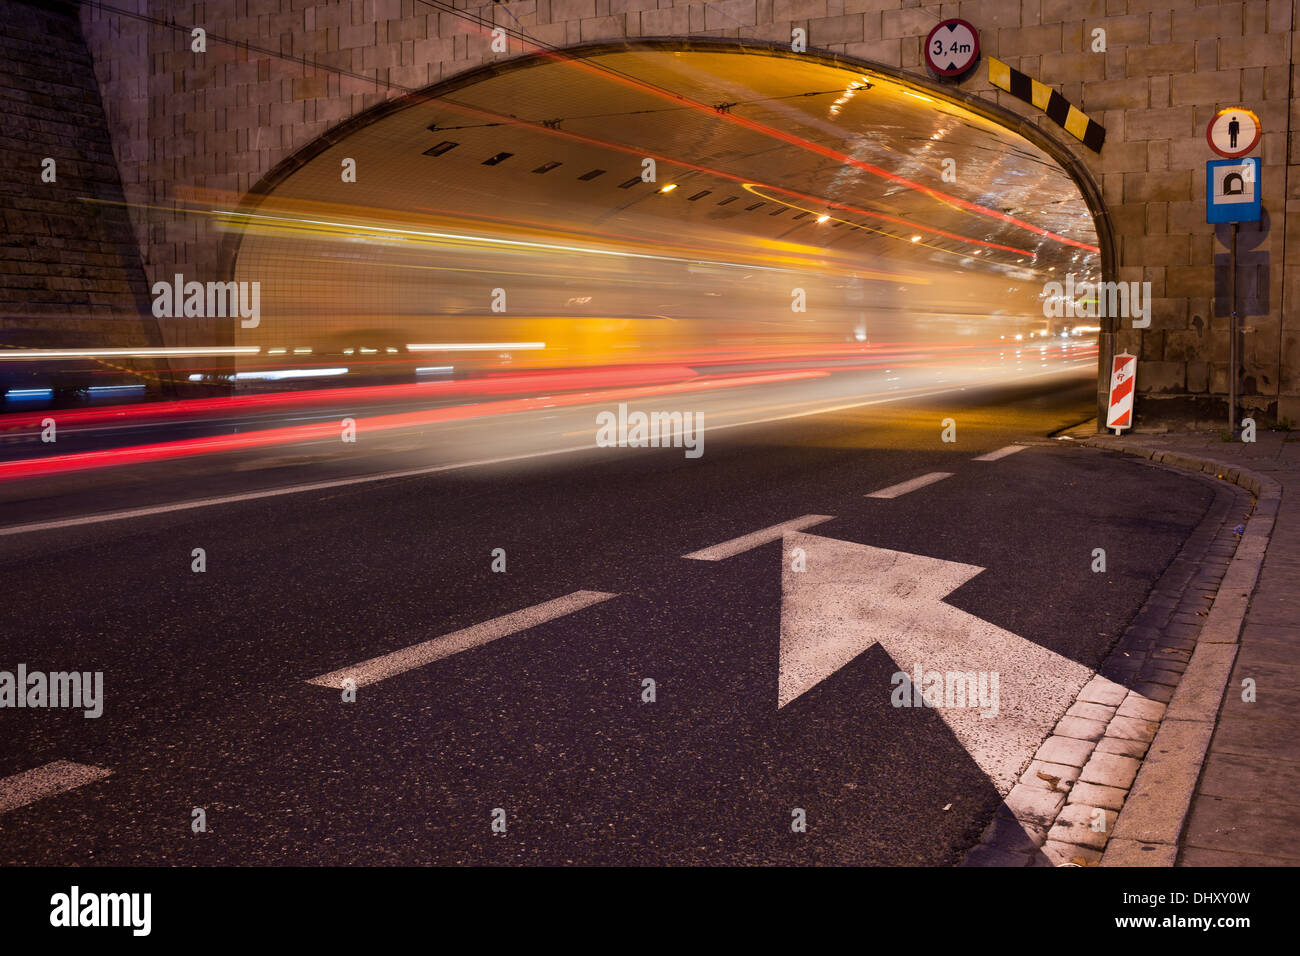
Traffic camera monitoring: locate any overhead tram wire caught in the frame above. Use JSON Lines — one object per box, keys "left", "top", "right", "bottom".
{"left": 83, "top": 1, "right": 421, "bottom": 94}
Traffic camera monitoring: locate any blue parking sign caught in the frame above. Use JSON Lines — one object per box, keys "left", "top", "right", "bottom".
{"left": 1207, "top": 158, "right": 1261, "bottom": 223}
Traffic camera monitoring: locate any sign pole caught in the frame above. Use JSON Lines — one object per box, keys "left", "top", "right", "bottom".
{"left": 1205, "top": 107, "right": 1262, "bottom": 436}
{"left": 1229, "top": 221, "right": 1239, "bottom": 435}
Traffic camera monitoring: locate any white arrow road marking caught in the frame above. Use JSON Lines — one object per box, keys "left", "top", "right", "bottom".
{"left": 682, "top": 514, "right": 833, "bottom": 561}
{"left": 779, "top": 532, "right": 1091, "bottom": 795}
{"left": 0, "top": 761, "right": 112, "bottom": 816}
{"left": 307, "top": 590, "right": 618, "bottom": 689}
{"left": 973, "top": 445, "right": 1027, "bottom": 461}
{"left": 865, "top": 472, "right": 953, "bottom": 498}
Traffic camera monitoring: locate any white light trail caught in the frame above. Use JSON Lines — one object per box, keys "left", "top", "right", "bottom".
{"left": 406, "top": 342, "right": 545, "bottom": 352}
{"left": 231, "top": 368, "right": 349, "bottom": 381}
{"left": 0, "top": 347, "right": 261, "bottom": 361}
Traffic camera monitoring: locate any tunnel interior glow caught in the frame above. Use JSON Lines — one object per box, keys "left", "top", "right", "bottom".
{"left": 229, "top": 43, "right": 1102, "bottom": 379}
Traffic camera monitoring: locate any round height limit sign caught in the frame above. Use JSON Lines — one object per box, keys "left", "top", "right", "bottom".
{"left": 925, "top": 19, "right": 979, "bottom": 77}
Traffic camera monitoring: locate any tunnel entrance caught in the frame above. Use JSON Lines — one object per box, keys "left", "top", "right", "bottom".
{"left": 220, "top": 40, "right": 1110, "bottom": 401}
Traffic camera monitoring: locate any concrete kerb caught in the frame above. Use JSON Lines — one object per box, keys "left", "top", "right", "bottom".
{"left": 1080, "top": 437, "right": 1281, "bottom": 866}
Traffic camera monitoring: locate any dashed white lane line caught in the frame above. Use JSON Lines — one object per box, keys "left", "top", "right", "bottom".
{"left": 683, "top": 514, "right": 834, "bottom": 561}
{"left": 306, "top": 590, "right": 618, "bottom": 689}
{"left": 0, "top": 760, "right": 112, "bottom": 816}
{"left": 865, "top": 472, "right": 954, "bottom": 499}
{"left": 973, "top": 445, "right": 1028, "bottom": 461}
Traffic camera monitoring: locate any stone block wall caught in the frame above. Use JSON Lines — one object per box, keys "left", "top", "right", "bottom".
{"left": 69, "top": 0, "right": 1300, "bottom": 424}
{"left": 1, "top": 0, "right": 158, "bottom": 367}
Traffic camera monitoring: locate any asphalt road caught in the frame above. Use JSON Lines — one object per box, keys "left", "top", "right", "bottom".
{"left": 0, "top": 367, "right": 1216, "bottom": 865}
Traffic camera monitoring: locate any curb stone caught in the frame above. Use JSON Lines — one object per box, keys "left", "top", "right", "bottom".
{"left": 960, "top": 436, "right": 1264, "bottom": 867}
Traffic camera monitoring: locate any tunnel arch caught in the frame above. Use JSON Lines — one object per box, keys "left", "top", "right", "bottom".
{"left": 217, "top": 38, "right": 1114, "bottom": 399}
{"left": 220, "top": 38, "right": 1115, "bottom": 285}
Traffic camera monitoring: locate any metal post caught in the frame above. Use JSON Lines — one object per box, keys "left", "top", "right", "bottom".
{"left": 1229, "top": 222, "right": 1239, "bottom": 434}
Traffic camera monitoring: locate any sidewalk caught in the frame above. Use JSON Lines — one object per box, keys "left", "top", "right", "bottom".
{"left": 1081, "top": 427, "right": 1300, "bottom": 866}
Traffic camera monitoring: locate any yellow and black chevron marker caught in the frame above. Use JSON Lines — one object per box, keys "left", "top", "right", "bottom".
{"left": 988, "top": 57, "right": 1105, "bottom": 153}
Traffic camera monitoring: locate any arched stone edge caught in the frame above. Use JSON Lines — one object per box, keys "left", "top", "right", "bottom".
{"left": 215, "top": 36, "right": 1117, "bottom": 418}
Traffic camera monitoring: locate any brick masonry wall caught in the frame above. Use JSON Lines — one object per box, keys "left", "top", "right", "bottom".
{"left": 73, "top": 0, "right": 1300, "bottom": 423}
{"left": 0, "top": 0, "right": 158, "bottom": 358}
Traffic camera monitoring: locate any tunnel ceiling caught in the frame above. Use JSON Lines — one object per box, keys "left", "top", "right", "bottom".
{"left": 237, "top": 44, "right": 1101, "bottom": 284}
